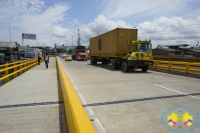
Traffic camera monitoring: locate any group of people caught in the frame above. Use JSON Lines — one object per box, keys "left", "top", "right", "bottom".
{"left": 38, "top": 53, "right": 49, "bottom": 69}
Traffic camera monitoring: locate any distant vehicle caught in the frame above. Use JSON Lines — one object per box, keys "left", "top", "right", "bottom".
{"left": 65, "top": 55, "right": 72, "bottom": 61}
{"left": 89, "top": 28, "right": 153, "bottom": 72}
{"left": 72, "top": 46, "right": 87, "bottom": 61}
{"left": 61, "top": 54, "right": 67, "bottom": 59}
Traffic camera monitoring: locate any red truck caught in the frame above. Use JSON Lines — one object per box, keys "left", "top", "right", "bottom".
{"left": 72, "top": 46, "right": 87, "bottom": 61}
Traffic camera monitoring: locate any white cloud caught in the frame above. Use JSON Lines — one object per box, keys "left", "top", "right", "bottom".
{"left": 53, "top": 26, "right": 69, "bottom": 37}
{"left": 79, "top": 15, "right": 132, "bottom": 45}
{"left": 0, "top": 0, "right": 70, "bottom": 47}
{"left": 73, "top": 19, "right": 79, "bottom": 24}
{"left": 137, "top": 16, "right": 200, "bottom": 47}
{"left": 102, "top": 0, "right": 199, "bottom": 20}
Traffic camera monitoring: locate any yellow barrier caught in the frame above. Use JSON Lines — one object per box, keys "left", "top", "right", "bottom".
{"left": 56, "top": 57, "right": 96, "bottom": 133}
{"left": 150, "top": 60, "right": 200, "bottom": 74}
{"left": 0, "top": 57, "right": 45, "bottom": 84}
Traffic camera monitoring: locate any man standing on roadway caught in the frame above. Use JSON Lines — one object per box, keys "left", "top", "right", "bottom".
{"left": 44, "top": 53, "right": 49, "bottom": 69}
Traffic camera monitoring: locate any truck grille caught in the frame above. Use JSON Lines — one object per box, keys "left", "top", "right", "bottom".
{"left": 81, "top": 55, "right": 85, "bottom": 58}
{"left": 146, "top": 52, "right": 151, "bottom": 57}
{"left": 140, "top": 54, "right": 144, "bottom": 58}
{"left": 136, "top": 53, "right": 139, "bottom": 58}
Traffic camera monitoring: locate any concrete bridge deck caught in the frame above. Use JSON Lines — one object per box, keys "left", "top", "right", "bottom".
{"left": 0, "top": 56, "right": 200, "bottom": 133}
{"left": 0, "top": 57, "right": 67, "bottom": 133}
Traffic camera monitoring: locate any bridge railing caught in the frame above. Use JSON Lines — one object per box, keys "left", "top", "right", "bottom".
{"left": 56, "top": 57, "right": 95, "bottom": 133}
{"left": 149, "top": 60, "right": 200, "bottom": 74}
{"left": 153, "top": 56, "right": 200, "bottom": 62}
{"left": 0, "top": 57, "right": 44, "bottom": 84}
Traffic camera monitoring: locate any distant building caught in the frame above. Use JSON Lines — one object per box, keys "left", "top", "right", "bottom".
{"left": 31, "top": 46, "right": 52, "bottom": 54}
{"left": 153, "top": 44, "right": 190, "bottom": 57}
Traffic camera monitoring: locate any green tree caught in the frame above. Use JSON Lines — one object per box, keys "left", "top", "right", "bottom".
{"left": 68, "top": 49, "right": 72, "bottom": 54}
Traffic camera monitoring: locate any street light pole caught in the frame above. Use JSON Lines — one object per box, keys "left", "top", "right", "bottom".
{"left": 72, "top": 36, "right": 74, "bottom": 47}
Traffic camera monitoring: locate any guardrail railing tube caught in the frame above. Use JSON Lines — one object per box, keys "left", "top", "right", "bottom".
{"left": 4, "top": 63, "right": 9, "bottom": 84}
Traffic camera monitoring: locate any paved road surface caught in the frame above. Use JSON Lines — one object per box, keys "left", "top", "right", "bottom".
{"left": 58, "top": 57, "right": 200, "bottom": 133}
{"left": 0, "top": 57, "right": 67, "bottom": 133}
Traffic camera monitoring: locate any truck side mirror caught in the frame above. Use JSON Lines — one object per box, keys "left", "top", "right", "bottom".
{"left": 150, "top": 44, "right": 152, "bottom": 50}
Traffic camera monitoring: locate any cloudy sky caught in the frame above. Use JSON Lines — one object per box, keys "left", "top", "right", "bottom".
{"left": 0, "top": 0, "right": 200, "bottom": 48}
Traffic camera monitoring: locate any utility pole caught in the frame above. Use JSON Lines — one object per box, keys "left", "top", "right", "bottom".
{"left": 77, "top": 29, "right": 80, "bottom": 46}
{"left": 9, "top": 23, "right": 13, "bottom": 62}
{"left": 72, "top": 36, "right": 74, "bottom": 47}
{"left": 9, "top": 23, "right": 11, "bottom": 42}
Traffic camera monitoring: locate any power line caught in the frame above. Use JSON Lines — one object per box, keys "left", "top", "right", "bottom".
{"left": 125, "top": 0, "right": 176, "bottom": 20}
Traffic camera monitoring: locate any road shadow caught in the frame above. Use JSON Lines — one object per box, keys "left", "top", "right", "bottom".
{"left": 87, "top": 63, "right": 152, "bottom": 74}
{"left": 56, "top": 63, "right": 68, "bottom": 133}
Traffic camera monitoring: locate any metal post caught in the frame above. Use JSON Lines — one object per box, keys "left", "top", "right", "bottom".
{"left": 4, "top": 63, "right": 9, "bottom": 84}
{"left": 13, "top": 62, "right": 17, "bottom": 78}
{"left": 72, "top": 36, "right": 74, "bottom": 47}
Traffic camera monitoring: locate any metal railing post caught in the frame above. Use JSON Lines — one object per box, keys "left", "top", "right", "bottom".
{"left": 13, "top": 62, "right": 17, "bottom": 79}
{"left": 155, "top": 61, "right": 158, "bottom": 69}
{"left": 4, "top": 63, "right": 9, "bottom": 84}
{"left": 24, "top": 60, "right": 27, "bottom": 72}
{"left": 20, "top": 61, "right": 23, "bottom": 75}
{"left": 168, "top": 61, "right": 171, "bottom": 71}
{"left": 185, "top": 63, "right": 189, "bottom": 74}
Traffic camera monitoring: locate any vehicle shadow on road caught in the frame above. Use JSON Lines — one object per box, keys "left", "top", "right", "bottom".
{"left": 87, "top": 63, "right": 152, "bottom": 74}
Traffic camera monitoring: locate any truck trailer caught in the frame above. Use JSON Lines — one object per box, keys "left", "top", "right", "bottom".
{"left": 89, "top": 28, "right": 153, "bottom": 72}
{"left": 72, "top": 46, "right": 87, "bottom": 61}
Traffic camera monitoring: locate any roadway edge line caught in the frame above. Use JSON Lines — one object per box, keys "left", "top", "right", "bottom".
{"left": 58, "top": 58, "right": 107, "bottom": 133}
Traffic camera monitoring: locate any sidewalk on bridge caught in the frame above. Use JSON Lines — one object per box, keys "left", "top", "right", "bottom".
{"left": 0, "top": 57, "right": 67, "bottom": 133}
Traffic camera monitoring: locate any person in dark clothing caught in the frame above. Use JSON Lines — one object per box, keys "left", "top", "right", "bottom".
{"left": 44, "top": 53, "right": 49, "bottom": 69}
{"left": 38, "top": 53, "right": 41, "bottom": 65}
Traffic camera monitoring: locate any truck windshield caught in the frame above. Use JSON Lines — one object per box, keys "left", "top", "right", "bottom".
{"left": 139, "top": 43, "right": 151, "bottom": 52}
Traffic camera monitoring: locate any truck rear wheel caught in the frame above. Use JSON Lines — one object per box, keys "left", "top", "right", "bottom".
{"left": 102, "top": 60, "right": 105, "bottom": 64}
{"left": 91, "top": 57, "right": 94, "bottom": 64}
{"left": 94, "top": 57, "right": 97, "bottom": 65}
{"left": 141, "top": 66, "right": 148, "bottom": 72}
{"left": 122, "top": 61, "right": 129, "bottom": 72}
{"left": 111, "top": 60, "right": 117, "bottom": 69}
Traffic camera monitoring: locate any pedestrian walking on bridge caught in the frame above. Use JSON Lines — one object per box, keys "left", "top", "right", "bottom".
{"left": 38, "top": 53, "right": 41, "bottom": 65}
{"left": 44, "top": 53, "right": 49, "bottom": 69}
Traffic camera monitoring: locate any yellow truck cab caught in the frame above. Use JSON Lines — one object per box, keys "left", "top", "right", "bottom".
{"left": 122, "top": 40, "right": 153, "bottom": 72}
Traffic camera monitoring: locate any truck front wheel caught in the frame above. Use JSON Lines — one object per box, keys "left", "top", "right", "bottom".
{"left": 141, "top": 66, "right": 148, "bottom": 72}
{"left": 122, "top": 61, "right": 129, "bottom": 72}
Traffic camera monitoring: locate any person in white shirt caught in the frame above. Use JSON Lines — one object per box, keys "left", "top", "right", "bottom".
{"left": 44, "top": 53, "right": 49, "bottom": 69}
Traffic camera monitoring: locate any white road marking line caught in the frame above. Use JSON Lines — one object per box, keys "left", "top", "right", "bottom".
{"left": 58, "top": 58, "right": 107, "bottom": 133}
{"left": 155, "top": 85, "right": 200, "bottom": 100}
{"left": 149, "top": 70, "right": 200, "bottom": 81}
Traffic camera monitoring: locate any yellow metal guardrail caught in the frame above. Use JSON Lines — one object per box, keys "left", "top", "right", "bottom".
{"left": 149, "top": 60, "right": 200, "bottom": 74}
{"left": 56, "top": 57, "right": 95, "bottom": 133}
{"left": 0, "top": 57, "right": 44, "bottom": 84}
{"left": 153, "top": 56, "right": 200, "bottom": 62}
